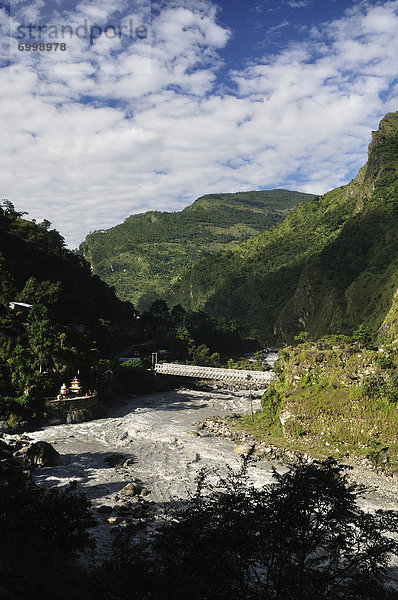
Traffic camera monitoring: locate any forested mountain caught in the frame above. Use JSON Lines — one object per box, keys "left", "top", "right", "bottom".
{"left": 79, "top": 190, "right": 314, "bottom": 311}
{"left": 0, "top": 203, "right": 136, "bottom": 407}
{"left": 168, "top": 112, "right": 398, "bottom": 344}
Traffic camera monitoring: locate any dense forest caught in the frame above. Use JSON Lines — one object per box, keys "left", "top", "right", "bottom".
{"left": 0, "top": 200, "right": 141, "bottom": 425}
{"left": 80, "top": 190, "right": 314, "bottom": 310}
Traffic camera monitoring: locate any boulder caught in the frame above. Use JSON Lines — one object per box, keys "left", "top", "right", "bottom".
{"left": 24, "top": 441, "right": 62, "bottom": 468}
{"left": 0, "top": 439, "right": 13, "bottom": 456}
{"left": 0, "top": 421, "right": 12, "bottom": 434}
{"left": 13, "top": 448, "right": 28, "bottom": 459}
{"left": 234, "top": 443, "right": 255, "bottom": 456}
{"left": 126, "top": 519, "right": 146, "bottom": 531}
{"left": 114, "top": 504, "right": 131, "bottom": 515}
{"left": 120, "top": 482, "right": 140, "bottom": 497}
{"left": 104, "top": 453, "right": 126, "bottom": 467}
{"left": 107, "top": 516, "right": 119, "bottom": 524}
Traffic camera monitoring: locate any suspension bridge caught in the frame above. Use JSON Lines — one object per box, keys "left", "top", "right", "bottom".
{"left": 154, "top": 362, "right": 273, "bottom": 385}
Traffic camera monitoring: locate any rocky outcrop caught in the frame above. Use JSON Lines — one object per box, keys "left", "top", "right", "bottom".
{"left": 192, "top": 415, "right": 398, "bottom": 503}
{"left": 95, "top": 495, "right": 161, "bottom": 536}
{"left": 91, "top": 457, "right": 165, "bottom": 536}
{"left": 0, "top": 421, "right": 12, "bottom": 434}
{"left": 278, "top": 343, "right": 378, "bottom": 395}
{"left": 45, "top": 396, "right": 106, "bottom": 425}
{"left": 257, "top": 341, "right": 398, "bottom": 469}
{"left": 24, "top": 441, "right": 62, "bottom": 468}
{"left": 192, "top": 415, "right": 313, "bottom": 464}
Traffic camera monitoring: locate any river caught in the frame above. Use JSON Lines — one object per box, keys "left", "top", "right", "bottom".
{"left": 28, "top": 388, "right": 279, "bottom": 558}
{"left": 26, "top": 387, "right": 398, "bottom": 585}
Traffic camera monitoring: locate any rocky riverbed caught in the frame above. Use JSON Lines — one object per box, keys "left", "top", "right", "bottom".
{"left": 15, "top": 388, "right": 277, "bottom": 559}
{"left": 5, "top": 387, "right": 398, "bottom": 584}
{"left": 195, "top": 414, "right": 398, "bottom": 507}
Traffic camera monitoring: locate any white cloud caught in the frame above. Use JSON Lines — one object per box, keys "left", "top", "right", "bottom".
{"left": 1, "top": 0, "right": 398, "bottom": 247}
{"left": 266, "top": 20, "right": 290, "bottom": 36}
{"left": 286, "top": 0, "right": 309, "bottom": 8}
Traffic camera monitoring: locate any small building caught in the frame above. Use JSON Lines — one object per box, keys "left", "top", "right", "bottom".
{"left": 9, "top": 301, "right": 32, "bottom": 311}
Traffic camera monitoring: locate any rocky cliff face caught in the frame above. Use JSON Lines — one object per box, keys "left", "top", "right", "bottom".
{"left": 276, "top": 113, "right": 398, "bottom": 343}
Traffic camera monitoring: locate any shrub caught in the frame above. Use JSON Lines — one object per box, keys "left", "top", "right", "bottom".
{"left": 102, "top": 458, "right": 398, "bottom": 600}
{"left": 352, "top": 325, "right": 377, "bottom": 350}
{"left": 377, "top": 355, "right": 394, "bottom": 370}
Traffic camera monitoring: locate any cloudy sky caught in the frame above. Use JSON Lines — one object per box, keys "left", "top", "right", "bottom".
{"left": 1, "top": 0, "right": 398, "bottom": 247}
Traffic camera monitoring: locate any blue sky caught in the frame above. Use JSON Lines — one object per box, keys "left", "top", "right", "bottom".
{"left": 1, "top": 0, "right": 398, "bottom": 246}
{"left": 217, "top": 0, "right": 350, "bottom": 70}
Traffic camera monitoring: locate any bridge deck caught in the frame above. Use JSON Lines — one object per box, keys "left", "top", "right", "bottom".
{"left": 154, "top": 363, "right": 273, "bottom": 385}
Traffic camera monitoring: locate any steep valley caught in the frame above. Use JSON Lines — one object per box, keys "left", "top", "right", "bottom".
{"left": 168, "top": 113, "right": 398, "bottom": 345}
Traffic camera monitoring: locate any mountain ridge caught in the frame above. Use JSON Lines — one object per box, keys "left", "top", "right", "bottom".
{"left": 79, "top": 189, "right": 314, "bottom": 311}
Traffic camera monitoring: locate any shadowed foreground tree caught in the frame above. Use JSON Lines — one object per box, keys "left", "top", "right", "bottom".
{"left": 0, "top": 464, "right": 97, "bottom": 600}
{"left": 102, "top": 457, "right": 398, "bottom": 600}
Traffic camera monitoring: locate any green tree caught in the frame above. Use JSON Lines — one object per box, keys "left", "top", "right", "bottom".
{"left": 6, "top": 344, "right": 35, "bottom": 393}
{"left": 254, "top": 350, "right": 266, "bottom": 363}
{"left": 294, "top": 331, "right": 310, "bottom": 344}
{"left": 209, "top": 351, "right": 221, "bottom": 367}
{"left": 0, "top": 257, "right": 17, "bottom": 302}
{"left": 190, "top": 343, "right": 210, "bottom": 366}
{"left": 38, "top": 218, "right": 52, "bottom": 230}
{"left": 175, "top": 326, "right": 195, "bottom": 362}
{"left": 18, "top": 277, "right": 61, "bottom": 306}
{"left": 1, "top": 199, "right": 27, "bottom": 218}
{"left": 149, "top": 299, "right": 170, "bottom": 324}
{"left": 27, "top": 304, "right": 57, "bottom": 373}
{"left": 170, "top": 303, "right": 186, "bottom": 325}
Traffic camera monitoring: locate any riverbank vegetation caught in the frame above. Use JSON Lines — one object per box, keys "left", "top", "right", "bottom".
{"left": 236, "top": 333, "right": 398, "bottom": 470}
{"left": 0, "top": 201, "right": 142, "bottom": 428}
